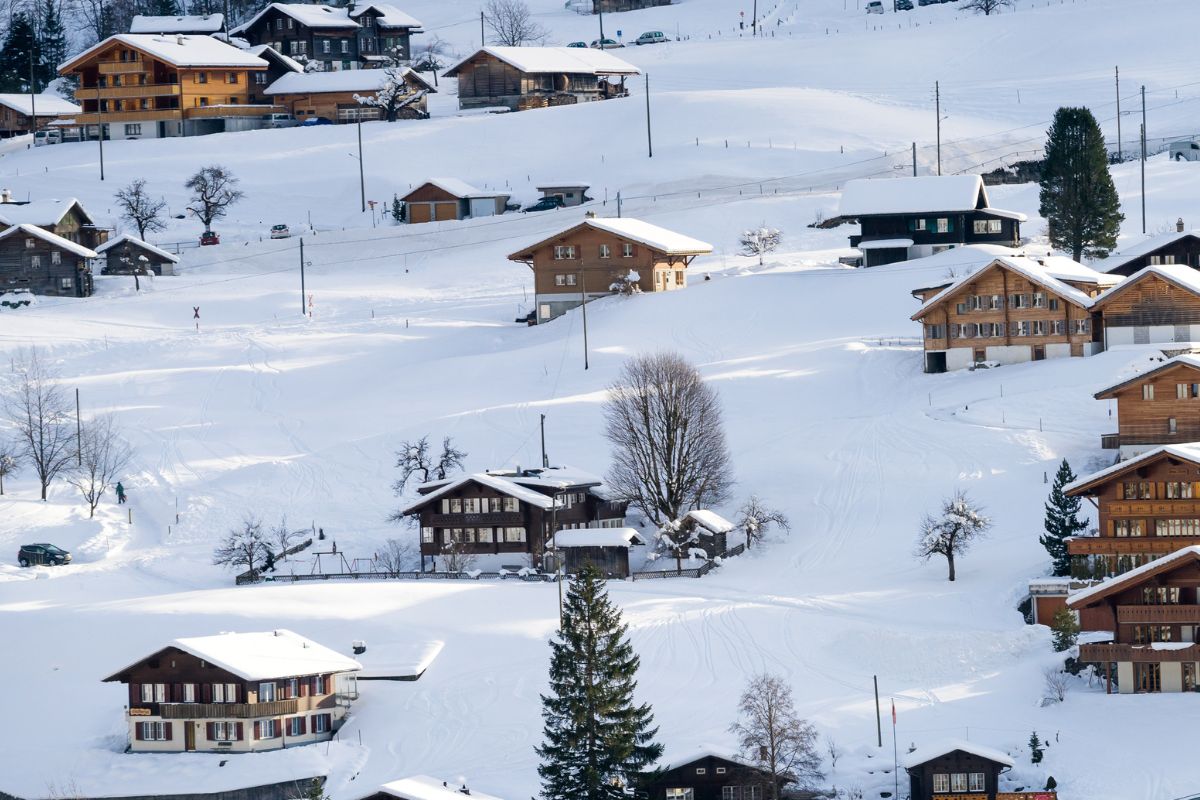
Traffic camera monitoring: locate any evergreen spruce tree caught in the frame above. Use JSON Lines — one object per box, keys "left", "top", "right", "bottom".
{"left": 1040, "top": 459, "right": 1088, "bottom": 577}
{"left": 1028, "top": 732, "right": 1044, "bottom": 765}
{"left": 36, "top": 0, "right": 68, "bottom": 92}
{"left": 146, "top": 0, "right": 184, "bottom": 15}
{"left": 537, "top": 565, "right": 662, "bottom": 800}
{"left": 1038, "top": 107, "right": 1124, "bottom": 262}
{"left": 0, "top": 14, "right": 39, "bottom": 94}
{"left": 1050, "top": 607, "right": 1080, "bottom": 652}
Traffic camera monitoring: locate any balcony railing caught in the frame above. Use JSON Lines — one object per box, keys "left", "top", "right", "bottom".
{"left": 92, "top": 84, "right": 181, "bottom": 100}
{"left": 1067, "top": 536, "right": 1200, "bottom": 555}
{"left": 428, "top": 511, "right": 523, "bottom": 527}
{"left": 1080, "top": 642, "right": 1200, "bottom": 663}
{"left": 1117, "top": 605, "right": 1200, "bottom": 624}
{"left": 99, "top": 61, "right": 144, "bottom": 74}
{"left": 133, "top": 699, "right": 299, "bottom": 719}
{"left": 186, "top": 104, "right": 283, "bottom": 119}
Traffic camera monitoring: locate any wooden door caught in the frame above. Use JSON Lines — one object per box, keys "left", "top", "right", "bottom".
{"left": 434, "top": 201, "right": 458, "bottom": 221}
{"left": 184, "top": 722, "right": 196, "bottom": 751}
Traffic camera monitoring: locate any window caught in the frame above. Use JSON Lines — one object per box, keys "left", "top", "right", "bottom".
{"left": 912, "top": 218, "right": 926, "bottom": 231}
{"left": 1169, "top": 417, "right": 1178, "bottom": 435}
{"left": 463, "top": 497, "right": 481, "bottom": 514}
{"left": 1156, "top": 519, "right": 1200, "bottom": 537}
{"left": 287, "top": 678, "right": 299, "bottom": 698}
{"left": 197, "top": 72, "right": 207, "bottom": 84}
{"left": 313, "top": 674, "right": 327, "bottom": 694}
{"left": 989, "top": 294, "right": 1003, "bottom": 310}
{"left": 1113, "top": 519, "right": 1144, "bottom": 537}
{"left": 363, "top": 14, "right": 374, "bottom": 27}
{"left": 228, "top": 72, "right": 238, "bottom": 84}
{"left": 665, "top": 790, "right": 693, "bottom": 800}
{"left": 1143, "top": 384, "right": 1156, "bottom": 401}
{"left": 124, "top": 124, "right": 141, "bottom": 136}
{"left": 254, "top": 72, "right": 268, "bottom": 85}
{"left": 1032, "top": 320, "right": 1047, "bottom": 336}
{"left": 1123, "top": 482, "right": 1153, "bottom": 500}
{"left": 286, "top": 17, "right": 293, "bottom": 28}
{"left": 932, "top": 774, "right": 950, "bottom": 794}
{"left": 675, "top": 270, "right": 685, "bottom": 285}
{"left": 988, "top": 219, "right": 1002, "bottom": 233}
{"left": 257, "top": 719, "right": 279, "bottom": 739}
{"left": 1074, "top": 318, "right": 1090, "bottom": 334}
{"left": 287, "top": 716, "right": 304, "bottom": 736}
{"left": 450, "top": 498, "right": 462, "bottom": 513}
{"left": 1033, "top": 292, "right": 1046, "bottom": 308}
{"left": 968, "top": 773, "right": 986, "bottom": 792}
{"left": 209, "top": 721, "right": 236, "bottom": 741}
{"left": 715, "top": 767, "right": 727, "bottom": 775}
{"left": 1048, "top": 298, "right": 1060, "bottom": 311}
{"left": 1014, "top": 320, "right": 1031, "bottom": 337}
{"left": 936, "top": 218, "right": 950, "bottom": 233}
{"left": 24, "top": 238, "right": 34, "bottom": 249}
{"left": 138, "top": 721, "right": 171, "bottom": 741}
{"left": 1133, "top": 625, "right": 1172, "bottom": 644}
{"left": 950, "top": 773, "right": 968, "bottom": 792}
{"left": 141, "top": 683, "right": 166, "bottom": 703}
{"left": 212, "top": 683, "right": 225, "bottom": 703}
{"left": 973, "top": 219, "right": 988, "bottom": 234}
{"left": 1051, "top": 320, "right": 1066, "bottom": 335}
{"left": 312, "top": 713, "right": 331, "bottom": 733}
{"left": 504, "top": 527, "right": 526, "bottom": 542}
{"left": 182, "top": 683, "right": 195, "bottom": 702}
{"left": 1143, "top": 586, "right": 1181, "bottom": 604}
{"left": 553, "top": 245, "right": 576, "bottom": 260}
{"left": 275, "top": 18, "right": 283, "bottom": 30}
{"left": 477, "top": 527, "right": 494, "bottom": 543}
{"left": 259, "top": 682, "right": 276, "bottom": 702}
{"left": 695, "top": 768, "right": 706, "bottom": 775}
{"left": 341, "top": 40, "right": 349, "bottom": 53}
{"left": 30, "top": 255, "right": 41, "bottom": 270}
{"left": 622, "top": 243, "right": 634, "bottom": 257}
{"left": 503, "top": 497, "right": 518, "bottom": 512}
{"left": 323, "top": 39, "right": 331, "bottom": 54}
{"left": 925, "top": 324, "right": 945, "bottom": 339}
{"left": 421, "top": 527, "right": 434, "bottom": 544}
{"left": 599, "top": 244, "right": 611, "bottom": 258}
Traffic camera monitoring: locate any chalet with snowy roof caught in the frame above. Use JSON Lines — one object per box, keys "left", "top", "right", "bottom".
{"left": 397, "top": 466, "right": 628, "bottom": 571}
{"left": 1093, "top": 355, "right": 1200, "bottom": 458}
{"left": 1096, "top": 223, "right": 1200, "bottom": 276}
{"left": 826, "top": 175, "right": 1025, "bottom": 267}
{"left": 910, "top": 256, "right": 1116, "bottom": 373}
{"left": 1090, "top": 263, "right": 1200, "bottom": 348}
{"left": 1064, "top": 444, "right": 1200, "bottom": 580}
{"left": 670, "top": 510, "right": 737, "bottom": 558}
{"left": 265, "top": 67, "right": 432, "bottom": 122}
{"left": 508, "top": 216, "right": 713, "bottom": 323}
{"left": 58, "top": 34, "right": 276, "bottom": 139}
{"left": 358, "top": 775, "right": 505, "bottom": 800}
{"left": 442, "top": 46, "right": 639, "bottom": 112}
{"left": 102, "top": 629, "right": 361, "bottom": 752}
{"left": 399, "top": 179, "right": 509, "bottom": 224}
{"left": 245, "top": 44, "right": 305, "bottom": 103}
{"left": 552, "top": 527, "right": 645, "bottom": 578}
{"left": 232, "top": 3, "right": 423, "bottom": 72}
{"left": 0, "top": 196, "right": 107, "bottom": 249}
{"left": 96, "top": 234, "right": 180, "bottom": 276}
{"left": 0, "top": 93, "right": 81, "bottom": 137}
{"left": 129, "top": 13, "right": 226, "bottom": 35}
{"left": 903, "top": 741, "right": 1017, "bottom": 800}
{"left": 0, "top": 224, "right": 96, "bottom": 297}
{"left": 1068, "top": 545, "right": 1200, "bottom": 694}
{"left": 637, "top": 747, "right": 794, "bottom": 800}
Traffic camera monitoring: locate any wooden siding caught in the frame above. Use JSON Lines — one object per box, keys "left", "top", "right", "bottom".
{"left": 637, "top": 755, "right": 785, "bottom": 800}
{"left": 402, "top": 183, "right": 460, "bottom": 203}
{"left": 0, "top": 233, "right": 91, "bottom": 297}
{"left": 453, "top": 51, "right": 616, "bottom": 111}
{"left": 560, "top": 545, "right": 632, "bottom": 578}
{"left": 907, "top": 751, "right": 1005, "bottom": 800}
{"left": 1095, "top": 273, "right": 1200, "bottom": 328}
{"left": 524, "top": 225, "right": 692, "bottom": 297}
{"left": 1102, "top": 235, "right": 1200, "bottom": 276}
{"left": 100, "top": 240, "right": 175, "bottom": 275}
{"left": 1106, "top": 362, "right": 1200, "bottom": 446}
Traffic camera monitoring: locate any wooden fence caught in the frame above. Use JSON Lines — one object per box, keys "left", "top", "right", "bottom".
{"left": 629, "top": 542, "right": 747, "bottom": 581}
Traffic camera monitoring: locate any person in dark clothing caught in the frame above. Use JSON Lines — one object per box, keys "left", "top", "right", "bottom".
{"left": 116, "top": 482, "right": 126, "bottom": 504}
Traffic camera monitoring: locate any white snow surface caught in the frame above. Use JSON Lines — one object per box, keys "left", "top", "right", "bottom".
{"left": 232, "top": 3, "right": 359, "bottom": 33}
{"left": 683, "top": 509, "right": 735, "bottom": 534}
{"left": 1096, "top": 229, "right": 1200, "bottom": 273}
{"left": 0, "top": 197, "right": 89, "bottom": 226}
{"left": 856, "top": 237, "right": 913, "bottom": 250}
{"left": 265, "top": 68, "right": 417, "bottom": 96}
{"left": 378, "top": 775, "right": 504, "bottom": 800}
{"left": 577, "top": 217, "right": 713, "bottom": 254}
{"left": 95, "top": 233, "right": 182, "bottom": 263}
{"left": 353, "top": 3, "right": 423, "bottom": 29}
{"left": 553, "top": 528, "right": 644, "bottom": 548}
{"left": 901, "top": 739, "right": 1015, "bottom": 769}
{"left": 356, "top": 640, "right": 444, "bottom": 679}
{"left": 0, "top": 93, "right": 80, "bottom": 116}
{"left": 838, "top": 174, "right": 1017, "bottom": 217}
{"left": 406, "top": 178, "right": 506, "bottom": 200}
{"left": 61, "top": 33, "right": 267, "bottom": 70}
{"left": 129, "top": 14, "right": 225, "bottom": 34}
{"left": 399, "top": 473, "right": 559, "bottom": 515}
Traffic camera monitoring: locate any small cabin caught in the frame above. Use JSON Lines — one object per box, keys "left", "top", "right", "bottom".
{"left": 903, "top": 741, "right": 1016, "bottom": 800}
{"left": 0, "top": 223, "right": 96, "bottom": 297}
{"left": 264, "top": 67, "right": 433, "bottom": 123}
{"left": 400, "top": 179, "right": 509, "bottom": 224}
{"left": 637, "top": 749, "right": 795, "bottom": 800}
{"left": 96, "top": 234, "right": 180, "bottom": 276}
{"left": 537, "top": 183, "right": 591, "bottom": 207}
{"left": 1090, "top": 264, "right": 1200, "bottom": 348}
{"left": 552, "top": 527, "right": 645, "bottom": 578}
{"left": 673, "top": 510, "right": 736, "bottom": 558}
{"left": 1096, "top": 226, "right": 1200, "bottom": 276}
{"left": 0, "top": 93, "right": 81, "bottom": 137}
{"left": 442, "top": 46, "right": 639, "bottom": 112}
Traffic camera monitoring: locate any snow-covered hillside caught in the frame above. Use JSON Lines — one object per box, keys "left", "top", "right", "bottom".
{"left": 2, "top": 1, "right": 1200, "bottom": 799}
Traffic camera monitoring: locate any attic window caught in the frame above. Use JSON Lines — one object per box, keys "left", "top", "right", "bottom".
{"left": 715, "top": 767, "right": 727, "bottom": 775}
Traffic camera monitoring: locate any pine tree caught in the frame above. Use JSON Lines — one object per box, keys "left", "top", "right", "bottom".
{"left": 1040, "top": 459, "right": 1088, "bottom": 577}
{"left": 146, "top": 0, "right": 183, "bottom": 15}
{"left": 0, "top": 14, "right": 39, "bottom": 94}
{"left": 36, "top": 0, "right": 69, "bottom": 91}
{"left": 1028, "top": 732, "right": 1044, "bottom": 765}
{"left": 1050, "top": 607, "right": 1080, "bottom": 652}
{"left": 537, "top": 566, "right": 662, "bottom": 800}
{"left": 1038, "top": 107, "right": 1124, "bottom": 262}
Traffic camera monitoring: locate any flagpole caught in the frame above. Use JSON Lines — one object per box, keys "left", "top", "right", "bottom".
{"left": 891, "top": 699, "right": 899, "bottom": 800}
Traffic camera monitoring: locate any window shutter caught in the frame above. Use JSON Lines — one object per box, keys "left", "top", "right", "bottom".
{"left": 201, "top": 683, "right": 212, "bottom": 703}
{"left": 299, "top": 679, "right": 308, "bottom": 697}
{"left": 131, "top": 683, "right": 141, "bottom": 705}
{"left": 171, "top": 683, "right": 182, "bottom": 702}
{"left": 253, "top": 721, "right": 261, "bottom": 740}
{"left": 135, "top": 723, "right": 145, "bottom": 741}
{"left": 207, "top": 722, "right": 215, "bottom": 741}
{"left": 229, "top": 684, "right": 238, "bottom": 703}
{"left": 235, "top": 722, "right": 244, "bottom": 741}
{"left": 311, "top": 714, "right": 318, "bottom": 731}
{"left": 299, "top": 716, "right": 307, "bottom": 735}
{"left": 164, "top": 722, "right": 173, "bottom": 741}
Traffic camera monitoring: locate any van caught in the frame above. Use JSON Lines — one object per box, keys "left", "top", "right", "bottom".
{"left": 1170, "top": 141, "right": 1200, "bottom": 162}
{"left": 265, "top": 113, "right": 299, "bottom": 129}
{"left": 635, "top": 31, "right": 668, "bottom": 45}
{"left": 33, "top": 130, "right": 60, "bottom": 146}
{"left": 866, "top": 1, "right": 885, "bottom": 13}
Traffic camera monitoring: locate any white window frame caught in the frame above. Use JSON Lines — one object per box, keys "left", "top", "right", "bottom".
{"left": 665, "top": 791, "right": 693, "bottom": 800}
{"left": 182, "top": 683, "right": 195, "bottom": 703}
{"left": 599, "top": 244, "right": 611, "bottom": 258}
{"left": 313, "top": 714, "right": 330, "bottom": 733}
{"left": 950, "top": 773, "right": 968, "bottom": 792}
{"left": 503, "top": 497, "right": 518, "bottom": 512}
{"left": 968, "top": 772, "right": 986, "bottom": 792}
{"left": 50, "top": 250, "right": 61, "bottom": 265}
{"left": 504, "top": 526, "right": 526, "bottom": 543}
{"left": 622, "top": 242, "right": 634, "bottom": 257}
{"left": 259, "top": 681, "right": 276, "bottom": 702}
{"left": 288, "top": 716, "right": 304, "bottom": 736}
{"left": 421, "top": 527, "right": 434, "bottom": 544}
{"left": 932, "top": 774, "right": 950, "bottom": 793}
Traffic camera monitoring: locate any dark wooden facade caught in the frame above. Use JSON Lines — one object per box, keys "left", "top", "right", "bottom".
{"left": 1094, "top": 358, "right": 1200, "bottom": 455}
{"left": 1091, "top": 267, "right": 1200, "bottom": 347}
{"left": 1069, "top": 548, "right": 1200, "bottom": 693}
{"left": 0, "top": 226, "right": 94, "bottom": 298}
{"left": 638, "top": 754, "right": 789, "bottom": 800}
{"left": 593, "top": 0, "right": 673, "bottom": 11}
{"left": 234, "top": 5, "right": 421, "bottom": 72}
{"left": 98, "top": 236, "right": 178, "bottom": 276}
{"left": 443, "top": 49, "right": 635, "bottom": 112}
{"left": 1099, "top": 233, "right": 1200, "bottom": 276}
{"left": 852, "top": 210, "right": 1021, "bottom": 267}
{"left": 906, "top": 748, "right": 1008, "bottom": 800}
{"left": 0, "top": 199, "right": 108, "bottom": 250}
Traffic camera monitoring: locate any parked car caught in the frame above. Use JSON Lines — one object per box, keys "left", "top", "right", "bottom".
{"left": 33, "top": 130, "right": 61, "bottom": 146}
{"left": 635, "top": 31, "right": 668, "bottom": 45}
{"left": 590, "top": 38, "right": 624, "bottom": 49}
{"left": 301, "top": 117, "right": 334, "bottom": 126}
{"left": 270, "top": 223, "right": 291, "bottom": 239}
{"left": 515, "top": 310, "right": 536, "bottom": 325}
{"left": 866, "top": 1, "right": 884, "bottom": 12}
{"left": 918, "top": 0, "right": 938, "bottom": 5}
{"left": 522, "top": 196, "right": 565, "bottom": 213}
{"left": 18, "top": 543, "right": 71, "bottom": 567}
{"left": 566, "top": 41, "right": 588, "bottom": 48}
{"left": 896, "top": 0, "right": 914, "bottom": 9}
{"left": 199, "top": 230, "right": 220, "bottom": 246}
{"left": 1170, "top": 141, "right": 1200, "bottom": 162}
{"left": 265, "top": 113, "right": 299, "bottom": 129}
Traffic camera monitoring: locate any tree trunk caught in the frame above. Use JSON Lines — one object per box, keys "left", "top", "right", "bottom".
{"left": 946, "top": 551, "right": 956, "bottom": 581}
{"left": 40, "top": 478, "right": 48, "bottom": 501}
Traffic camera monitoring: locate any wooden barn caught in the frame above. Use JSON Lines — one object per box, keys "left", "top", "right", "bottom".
{"left": 442, "top": 46, "right": 639, "bottom": 112}
{"left": 1093, "top": 355, "right": 1200, "bottom": 458}
{"left": 536, "top": 183, "right": 591, "bottom": 207}
{"left": 903, "top": 741, "right": 1020, "bottom": 800}
{"left": 0, "top": 224, "right": 96, "bottom": 298}
{"left": 96, "top": 234, "right": 180, "bottom": 276}
{"left": 552, "top": 527, "right": 645, "bottom": 578}
{"left": 672, "top": 509, "right": 736, "bottom": 557}
{"left": 264, "top": 67, "right": 433, "bottom": 122}
{"left": 0, "top": 196, "right": 108, "bottom": 250}
{"left": 593, "top": 0, "right": 674, "bottom": 11}
{"left": 400, "top": 179, "right": 508, "bottom": 223}
{"left": 637, "top": 748, "right": 796, "bottom": 800}
{"left": 1090, "top": 263, "right": 1200, "bottom": 348}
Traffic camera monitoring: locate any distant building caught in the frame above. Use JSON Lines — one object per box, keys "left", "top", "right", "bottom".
{"left": 910, "top": 255, "right": 1115, "bottom": 373}
{"left": 358, "top": 776, "right": 505, "bottom": 800}
{"left": 102, "top": 629, "right": 361, "bottom": 752}
{"left": 507, "top": 216, "right": 713, "bottom": 323}
{"left": 552, "top": 527, "right": 645, "bottom": 578}
{"left": 637, "top": 748, "right": 795, "bottom": 800}
{"left": 1096, "top": 223, "right": 1200, "bottom": 276}
{"left": 232, "top": 3, "right": 423, "bottom": 72}
{"left": 0, "top": 93, "right": 80, "bottom": 137}
{"left": 264, "top": 67, "right": 433, "bottom": 122}
{"left": 96, "top": 234, "right": 180, "bottom": 276}
{"left": 672, "top": 510, "right": 737, "bottom": 557}
{"left": 442, "top": 46, "right": 639, "bottom": 112}
{"left": 537, "top": 183, "right": 591, "bottom": 207}
{"left": 903, "top": 741, "right": 1017, "bottom": 800}
{"left": 245, "top": 44, "right": 305, "bottom": 104}
{"left": 825, "top": 175, "right": 1025, "bottom": 267}
{"left": 0, "top": 224, "right": 96, "bottom": 298}
{"left": 1093, "top": 355, "right": 1200, "bottom": 458}
{"left": 0, "top": 196, "right": 108, "bottom": 249}
{"left": 399, "top": 179, "right": 509, "bottom": 223}
{"left": 1089, "top": 264, "right": 1200, "bottom": 348}
{"left": 1069, "top": 545, "right": 1200, "bottom": 694}
{"left": 593, "top": 0, "right": 673, "bottom": 11}
{"left": 129, "top": 14, "right": 226, "bottom": 35}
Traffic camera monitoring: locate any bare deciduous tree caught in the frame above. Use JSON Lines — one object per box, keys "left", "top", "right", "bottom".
{"left": 375, "top": 537, "right": 416, "bottom": 576}
{"left": 736, "top": 495, "right": 790, "bottom": 548}
{"left": 825, "top": 736, "right": 841, "bottom": 771}
{"left": 483, "top": 0, "right": 547, "bottom": 46}
{"left": 354, "top": 46, "right": 430, "bottom": 121}
{"left": 5, "top": 350, "right": 77, "bottom": 500}
{"left": 412, "top": 33, "right": 451, "bottom": 87}
{"left": 0, "top": 441, "right": 19, "bottom": 495}
{"left": 740, "top": 225, "right": 782, "bottom": 265}
{"left": 185, "top": 165, "right": 244, "bottom": 231}
{"left": 915, "top": 491, "right": 991, "bottom": 581}
{"left": 439, "top": 539, "right": 477, "bottom": 573}
{"left": 213, "top": 515, "right": 270, "bottom": 575}
{"left": 114, "top": 179, "right": 167, "bottom": 240}
{"left": 730, "top": 673, "right": 824, "bottom": 795}
{"left": 1042, "top": 666, "right": 1069, "bottom": 703}
{"left": 961, "top": 0, "right": 1013, "bottom": 15}
{"left": 389, "top": 435, "right": 467, "bottom": 518}
{"left": 66, "top": 414, "right": 131, "bottom": 518}
{"left": 604, "top": 351, "right": 733, "bottom": 525}
{"left": 270, "top": 514, "right": 304, "bottom": 560}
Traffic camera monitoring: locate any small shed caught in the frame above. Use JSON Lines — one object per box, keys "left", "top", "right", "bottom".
{"left": 903, "top": 740, "right": 1016, "bottom": 800}
{"left": 536, "top": 183, "right": 591, "bottom": 207}
{"left": 96, "top": 234, "right": 180, "bottom": 276}
{"left": 400, "top": 179, "right": 510, "bottom": 224}
{"left": 553, "top": 527, "right": 645, "bottom": 578}
{"left": 676, "top": 509, "right": 736, "bottom": 557}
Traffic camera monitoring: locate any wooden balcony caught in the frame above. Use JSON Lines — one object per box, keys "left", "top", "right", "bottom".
{"left": 1117, "top": 604, "right": 1200, "bottom": 624}
{"left": 1080, "top": 642, "right": 1200, "bottom": 663}
{"left": 428, "top": 512, "right": 524, "bottom": 527}
{"left": 136, "top": 699, "right": 299, "bottom": 719}
{"left": 97, "top": 84, "right": 180, "bottom": 99}
{"left": 1067, "top": 536, "right": 1200, "bottom": 555}
{"left": 186, "top": 104, "right": 283, "bottom": 119}
{"left": 73, "top": 109, "right": 178, "bottom": 124}
{"left": 99, "top": 60, "right": 144, "bottom": 75}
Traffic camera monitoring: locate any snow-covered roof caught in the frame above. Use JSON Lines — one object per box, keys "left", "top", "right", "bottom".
{"left": 377, "top": 776, "right": 504, "bottom": 800}
{"left": 902, "top": 740, "right": 1014, "bottom": 770}
{"left": 399, "top": 473, "right": 558, "bottom": 516}
{"left": 95, "top": 233, "right": 180, "bottom": 263}
{"left": 104, "top": 629, "right": 361, "bottom": 682}
{"left": 537, "top": 182, "right": 590, "bottom": 190}
{"left": 1037, "top": 255, "right": 1121, "bottom": 286}
{"left": 0, "top": 197, "right": 90, "bottom": 227}
{"left": 232, "top": 3, "right": 359, "bottom": 33}
{"left": 402, "top": 178, "right": 506, "bottom": 200}
{"left": 553, "top": 528, "right": 645, "bottom": 548}
{"left": 0, "top": 93, "right": 80, "bottom": 117}
{"left": 500, "top": 465, "right": 604, "bottom": 489}
{"left": 246, "top": 44, "right": 304, "bottom": 74}
{"left": 351, "top": 3, "right": 422, "bottom": 29}
{"left": 583, "top": 218, "right": 712, "bottom": 254}
{"left": 683, "top": 509, "right": 735, "bottom": 534}
{"left": 1069, "top": 546, "right": 1200, "bottom": 608}
{"left": 1094, "top": 354, "right": 1200, "bottom": 399}
{"left": 61, "top": 33, "right": 268, "bottom": 71}
{"left": 1092, "top": 263, "right": 1200, "bottom": 308}
{"left": 356, "top": 640, "right": 443, "bottom": 680}
{"left": 1096, "top": 230, "right": 1200, "bottom": 273}
{"left": 1064, "top": 443, "right": 1200, "bottom": 495}
{"left": 857, "top": 238, "right": 914, "bottom": 250}
{"left": 839, "top": 175, "right": 1011, "bottom": 217}
{"left": 130, "top": 13, "right": 224, "bottom": 33}
{"left": 912, "top": 256, "right": 1103, "bottom": 320}
{"left": 265, "top": 67, "right": 423, "bottom": 95}
{"left": 653, "top": 745, "right": 756, "bottom": 774}
{"left": 445, "top": 46, "right": 640, "bottom": 77}
{"left": 0, "top": 224, "right": 96, "bottom": 259}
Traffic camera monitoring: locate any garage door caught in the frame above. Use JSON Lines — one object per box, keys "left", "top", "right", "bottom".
{"left": 434, "top": 201, "right": 458, "bottom": 221}
{"left": 409, "top": 203, "right": 432, "bottom": 224}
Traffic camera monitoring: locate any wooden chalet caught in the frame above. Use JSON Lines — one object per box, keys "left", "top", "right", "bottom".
{"left": 1068, "top": 545, "right": 1200, "bottom": 694}
{"left": 1093, "top": 355, "right": 1200, "bottom": 458}
{"left": 358, "top": 776, "right": 504, "bottom": 800}
{"left": 397, "top": 466, "right": 628, "bottom": 572}
{"left": 537, "top": 183, "right": 591, "bottom": 207}
{"left": 0, "top": 196, "right": 108, "bottom": 249}
{"left": 232, "top": 3, "right": 423, "bottom": 72}
{"left": 593, "top": 0, "right": 673, "bottom": 11}
{"left": 102, "top": 629, "right": 361, "bottom": 752}
{"left": 552, "top": 527, "right": 645, "bottom": 578}
{"left": 1095, "top": 223, "right": 1200, "bottom": 276}
{"left": 442, "top": 46, "right": 639, "bottom": 112}
{"left": 58, "top": 33, "right": 277, "bottom": 140}
{"left": 902, "top": 741, "right": 1030, "bottom": 800}
{"left": 245, "top": 44, "right": 305, "bottom": 104}
{"left": 129, "top": 13, "right": 226, "bottom": 35}
{"left": 96, "top": 234, "right": 180, "bottom": 276}
{"left": 910, "top": 256, "right": 1115, "bottom": 373}
{"left": 1089, "top": 263, "right": 1200, "bottom": 348}
{"left": 0, "top": 93, "right": 80, "bottom": 137}
{"left": 637, "top": 748, "right": 795, "bottom": 800}
{"left": 825, "top": 175, "right": 1025, "bottom": 267}
{"left": 400, "top": 179, "right": 508, "bottom": 224}
{"left": 672, "top": 509, "right": 736, "bottom": 557}
{"left": 508, "top": 215, "right": 712, "bottom": 324}
{"left": 0, "top": 224, "right": 96, "bottom": 298}
{"left": 1064, "top": 444, "right": 1200, "bottom": 579}
{"left": 264, "top": 67, "right": 432, "bottom": 122}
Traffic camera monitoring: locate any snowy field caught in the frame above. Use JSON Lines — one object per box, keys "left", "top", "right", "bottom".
{"left": 2, "top": 0, "right": 1200, "bottom": 798}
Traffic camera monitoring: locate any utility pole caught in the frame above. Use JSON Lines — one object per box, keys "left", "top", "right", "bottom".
{"left": 539, "top": 414, "right": 548, "bottom": 468}
{"left": 911, "top": 142, "right": 917, "bottom": 177}
{"left": 752, "top": 0, "right": 757, "bottom": 35}
{"left": 357, "top": 115, "right": 366, "bottom": 212}
{"left": 1115, "top": 66, "right": 1121, "bottom": 162}
{"left": 616, "top": 191, "right": 622, "bottom": 218}
{"left": 299, "top": 238, "right": 307, "bottom": 315}
{"left": 935, "top": 80, "right": 942, "bottom": 176}
{"left": 645, "top": 73, "right": 653, "bottom": 158}
{"left": 96, "top": 86, "right": 105, "bottom": 181}
{"left": 1141, "top": 122, "right": 1147, "bottom": 234}
{"left": 579, "top": 268, "right": 589, "bottom": 370}
{"left": 28, "top": 48, "right": 36, "bottom": 135}
{"left": 874, "top": 675, "right": 882, "bottom": 748}
{"left": 598, "top": 3, "right": 605, "bottom": 42}
{"left": 75, "top": 388, "right": 82, "bottom": 466}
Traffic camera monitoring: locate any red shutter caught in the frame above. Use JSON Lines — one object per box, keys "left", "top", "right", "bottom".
{"left": 130, "top": 683, "right": 141, "bottom": 705}
{"left": 310, "top": 714, "right": 317, "bottom": 732}
{"left": 135, "top": 722, "right": 145, "bottom": 741}
{"left": 310, "top": 676, "right": 318, "bottom": 695}
{"left": 323, "top": 713, "right": 331, "bottom": 731}
{"left": 206, "top": 722, "right": 215, "bottom": 741}
{"left": 299, "top": 679, "right": 308, "bottom": 697}
{"left": 201, "top": 683, "right": 212, "bottom": 703}
{"left": 298, "top": 716, "right": 306, "bottom": 735}
{"left": 235, "top": 722, "right": 244, "bottom": 741}
{"left": 253, "top": 721, "right": 261, "bottom": 740}
{"left": 164, "top": 722, "right": 173, "bottom": 741}
{"left": 282, "top": 681, "right": 291, "bottom": 700}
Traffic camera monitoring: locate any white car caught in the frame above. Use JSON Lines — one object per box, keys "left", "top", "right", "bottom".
{"left": 866, "top": 0, "right": 885, "bottom": 12}
{"left": 33, "top": 130, "right": 61, "bottom": 146}
{"left": 270, "top": 224, "right": 291, "bottom": 239}
{"left": 636, "top": 31, "right": 668, "bottom": 45}
{"left": 1170, "top": 141, "right": 1200, "bottom": 162}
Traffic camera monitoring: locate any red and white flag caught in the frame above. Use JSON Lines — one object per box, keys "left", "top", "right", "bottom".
{"left": 891, "top": 699, "right": 897, "bottom": 726}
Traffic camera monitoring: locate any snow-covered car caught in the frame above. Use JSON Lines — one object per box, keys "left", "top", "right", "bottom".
{"left": 199, "top": 230, "right": 220, "bottom": 246}
{"left": 1170, "top": 141, "right": 1200, "bottom": 162}
{"left": 566, "top": 41, "right": 588, "bottom": 48}
{"left": 635, "top": 31, "right": 667, "bottom": 45}
{"left": 866, "top": 1, "right": 884, "bottom": 13}
{"left": 270, "top": 224, "right": 291, "bottom": 239}
{"left": 18, "top": 543, "right": 71, "bottom": 567}
{"left": 590, "top": 38, "right": 624, "bottom": 49}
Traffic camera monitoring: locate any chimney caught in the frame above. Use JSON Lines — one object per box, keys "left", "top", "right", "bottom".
{"left": 1179, "top": 218, "right": 1186, "bottom": 233}
{"left": 352, "top": 640, "right": 367, "bottom": 655}
{"left": 0, "top": 189, "right": 11, "bottom": 204}
{"left": 176, "top": 34, "right": 185, "bottom": 45}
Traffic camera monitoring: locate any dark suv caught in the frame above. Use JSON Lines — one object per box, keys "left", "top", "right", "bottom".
{"left": 18, "top": 543, "right": 72, "bottom": 567}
